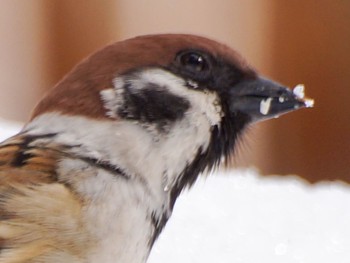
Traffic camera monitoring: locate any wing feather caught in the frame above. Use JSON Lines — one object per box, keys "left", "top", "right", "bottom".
{"left": 0, "top": 135, "right": 88, "bottom": 262}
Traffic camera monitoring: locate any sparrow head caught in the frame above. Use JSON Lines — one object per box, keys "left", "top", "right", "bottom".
{"left": 32, "top": 34, "right": 310, "bottom": 122}
{"left": 30, "top": 34, "right": 312, "bottom": 204}
{"left": 3, "top": 34, "right": 314, "bottom": 260}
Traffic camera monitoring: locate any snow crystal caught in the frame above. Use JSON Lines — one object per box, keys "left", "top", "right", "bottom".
{"left": 293, "top": 84, "right": 305, "bottom": 99}
{"left": 304, "top": 98, "right": 315, "bottom": 108}
{"left": 259, "top": 97, "right": 273, "bottom": 115}
{"left": 278, "top": 96, "right": 285, "bottom": 103}
{"left": 292, "top": 84, "right": 314, "bottom": 108}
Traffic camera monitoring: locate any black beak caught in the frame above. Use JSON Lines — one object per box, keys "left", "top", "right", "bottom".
{"left": 229, "top": 77, "right": 314, "bottom": 122}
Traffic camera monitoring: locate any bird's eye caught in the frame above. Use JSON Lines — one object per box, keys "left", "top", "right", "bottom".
{"left": 178, "top": 52, "right": 209, "bottom": 73}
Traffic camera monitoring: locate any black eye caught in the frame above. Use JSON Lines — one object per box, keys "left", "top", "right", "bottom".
{"left": 178, "top": 52, "right": 209, "bottom": 73}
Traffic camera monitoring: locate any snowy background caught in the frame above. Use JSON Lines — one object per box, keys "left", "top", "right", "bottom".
{"left": 1, "top": 119, "right": 349, "bottom": 263}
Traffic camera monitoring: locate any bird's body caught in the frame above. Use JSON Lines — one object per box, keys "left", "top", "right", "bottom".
{"left": 0, "top": 34, "right": 312, "bottom": 262}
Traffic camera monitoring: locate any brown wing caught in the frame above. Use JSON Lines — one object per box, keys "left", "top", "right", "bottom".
{"left": 0, "top": 135, "right": 88, "bottom": 262}
{"left": 0, "top": 135, "right": 59, "bottom": 184}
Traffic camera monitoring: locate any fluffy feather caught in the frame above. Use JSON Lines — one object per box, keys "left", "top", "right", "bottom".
{"left": 0, "top": 34, "right": 311, "bottom": 263}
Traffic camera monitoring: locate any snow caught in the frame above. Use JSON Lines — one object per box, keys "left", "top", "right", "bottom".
{"left": 304, "top": 98, "right": 315, "bottom": 108}
{"left": 1, "top": 119, "right": 349, "bottom": 263}
{"left": 293, "top": 84, "right": 305, "bottom": 99}
{"left": 149, "top": 171, "right": 350, "bottom": 263}
{"left": 0, "top": 118, "right": 22, "bottom": 141}
{"left": 293, "top": 84, "right": 315, "bottom": 108}
{"left": 259, "top": 97, "right": 272, "bottom": 115}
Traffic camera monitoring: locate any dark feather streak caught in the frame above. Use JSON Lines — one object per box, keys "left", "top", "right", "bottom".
{"left": 117, "top": 83, "right": 190, "bottom": 131}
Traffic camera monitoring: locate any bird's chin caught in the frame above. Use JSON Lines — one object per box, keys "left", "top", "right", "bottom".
{"left": 228, "top": 77, "right": 314, "bottom": 123}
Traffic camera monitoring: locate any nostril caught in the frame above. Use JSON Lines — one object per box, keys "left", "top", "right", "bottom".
{"left": 276, "top": 89, "right": 286, "bottom": 96}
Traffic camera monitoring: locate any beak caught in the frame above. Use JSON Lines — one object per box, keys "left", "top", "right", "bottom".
{"left": 228, "top": 77, "right": 314, "bottom": 122}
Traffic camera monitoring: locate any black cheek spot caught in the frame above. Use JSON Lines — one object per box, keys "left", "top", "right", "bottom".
{"left": 118, "top": 83, "right": 190, "bottom": 128}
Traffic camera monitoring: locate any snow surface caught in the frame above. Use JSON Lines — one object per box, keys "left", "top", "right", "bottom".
{"left": 1, "top": 119, "right": 350, "bottom": 263}
{"left": 0, "top": 118, "right": 22, "bottom": 141}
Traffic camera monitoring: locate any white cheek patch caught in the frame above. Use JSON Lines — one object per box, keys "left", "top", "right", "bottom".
{"left": 100, "top": 89, "right": 119, "bottom": 118}
{"left": 101, "top": 68, "right": 223, "bottom": 127}
{"left": 135, "top": 69, "right": 223, "bottom": 125}
{"left": 98, "top": 68, "right": 224, "bottom": 195}
{"left": 100, "top": 78, "right": 127, "bottom": 119}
